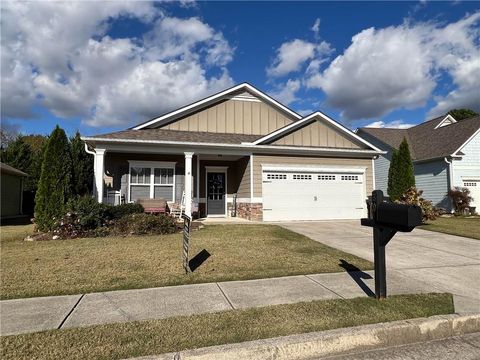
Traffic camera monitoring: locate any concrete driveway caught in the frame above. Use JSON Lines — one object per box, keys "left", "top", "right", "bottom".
{"left": 280, "top": 220, "right": 480, "bottom": 314}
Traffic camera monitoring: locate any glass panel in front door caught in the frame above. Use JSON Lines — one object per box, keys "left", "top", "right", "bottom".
{"left": 208, "top": 173, "right": 225, "bottom": 200}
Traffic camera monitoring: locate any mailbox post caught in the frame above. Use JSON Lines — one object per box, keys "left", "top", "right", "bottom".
{"left": 361, "top": 190, "right": 422, "bottom": 299}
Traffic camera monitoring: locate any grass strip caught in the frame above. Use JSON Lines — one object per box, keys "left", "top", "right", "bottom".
{"left": 1, "top": 293, "right": 454, "bottom": 360}
{"left": 419, "top": 216, "right": 480, "bottom": 240}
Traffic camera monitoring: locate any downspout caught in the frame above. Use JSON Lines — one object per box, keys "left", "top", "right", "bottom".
{"left": 444, "top": 157, "right": 454, "bottom": 213}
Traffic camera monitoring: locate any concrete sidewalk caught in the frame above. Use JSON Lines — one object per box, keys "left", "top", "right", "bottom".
{"left": 1, "top": 269, "right": 439, "bottom": 336}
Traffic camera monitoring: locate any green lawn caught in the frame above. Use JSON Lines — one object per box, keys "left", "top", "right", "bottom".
{"left": 420, "top": 216, "right": 480, "bottom": 240}
{"left": 0, "top": 224, "right": 372, "bottom": 300}
{"left": 1, "top": 293, "right": 454, "bottom": 360}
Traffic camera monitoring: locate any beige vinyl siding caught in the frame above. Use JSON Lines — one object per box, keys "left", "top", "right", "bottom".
{"left": 1, "top": 173, "right": 23, "bottom": 217}
{"left": 252, "top": 155, "right": 374, "bottom": 197}
{"left": 163, "top": 99, "right": 293, "bottom": 135}
{"left": 272, "top": 120, "right": 364, "bottom": 149}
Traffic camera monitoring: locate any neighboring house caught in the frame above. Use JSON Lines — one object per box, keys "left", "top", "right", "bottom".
{"left": 357, "top": 115, "right": 480, "bottom": 211}
{"left": 0, "top": 162, "right": 28, "bottom": 219}
{"left": 82, "top": 83, "right": 382, "bottom": 221}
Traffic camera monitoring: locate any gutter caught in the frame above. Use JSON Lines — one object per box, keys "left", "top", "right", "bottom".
{"left": 81, "top": 137, "right": 386, "bottom": 157}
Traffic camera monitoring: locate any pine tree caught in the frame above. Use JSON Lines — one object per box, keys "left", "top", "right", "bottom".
{"left": 71, "top": 131, "right": 93, "bottom": 196}
{"left": 0, "top": 136, "right": 32, "bottom": 173}
{"left": 387, "top": 138, "right": 415, "bottom": 201}
{"left": 34, "top": 126, "right": 73, "bottom": 231}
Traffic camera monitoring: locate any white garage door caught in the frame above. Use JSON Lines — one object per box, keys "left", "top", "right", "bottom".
{"left": 463, "top": 180, "right": 480, "bottom": 208}
{"left": 262, "top": 169, "right": 365, "bottom": 221}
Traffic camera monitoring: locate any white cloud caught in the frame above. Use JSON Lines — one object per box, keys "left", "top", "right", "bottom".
{"left": 306, "top": 12, "right": 480, "bottom": 122}
{"left": 269, "top": 79, "right": 301, "bottom": 105}
{"left": 365, "top": 120, "right": 416, "bottom": 129}
{"left": 311, "top": 18, "right": 321, "bottom": 39}
{"left": 267, "top": 39, "right": 332, "bottom": 78}
{"left": 1, "top": 1, "right": 235, "bottom": 127}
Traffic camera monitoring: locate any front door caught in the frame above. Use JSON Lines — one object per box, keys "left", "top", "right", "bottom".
{"left": 207, "top": 172, "right": 226, "bottom": 215}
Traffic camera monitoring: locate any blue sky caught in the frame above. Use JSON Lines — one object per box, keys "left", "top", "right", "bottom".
{"left": 1, "top": 1, "right": 479, "bottom": 137}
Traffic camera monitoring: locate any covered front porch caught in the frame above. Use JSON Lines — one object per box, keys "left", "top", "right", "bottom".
{"left": 90, "top": 147, "right": 259, "bottom": 220}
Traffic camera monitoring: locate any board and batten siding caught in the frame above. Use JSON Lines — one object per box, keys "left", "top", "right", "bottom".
{"left": 252, "top": 155, "right": 374, "bottom": 198}
{"left": 414, "top": 160, "right": 451, "bottom": 210}
{"left": 272, "top": 121, "right": 363, "bottom": 149}
{"left": 357, "top": 131, "right": 392, "bottom": 194}
{"left": 452, "top": 131, "right": 480, "bottom": 187}
{"left": 162, "top": 98, "right": 294, "bottom": 135}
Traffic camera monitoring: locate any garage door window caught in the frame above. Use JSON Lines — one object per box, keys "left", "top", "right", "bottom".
{"left": 293, "top": 174, "right": 312, "bottom": 180}
{"left": 464, "top": 182, "right": 477, "bottom": 187}
{"left": 341, "top": 175, "right": 359, "bottom": 181}
{"left": 266, "top": 173, "right": 287, "bottom": 180}
{"left": 318, "top": 175, "right": 336, "bottom": 181}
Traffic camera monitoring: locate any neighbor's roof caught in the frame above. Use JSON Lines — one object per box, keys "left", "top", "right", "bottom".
{"left": 0, "top": 162, "right": 28, "bottom": 177}
{"left": 358, "top": 115, "right": 480, "bottom": 161}
{"left": 88, "top": 128, "right": 261, "bottom": 145}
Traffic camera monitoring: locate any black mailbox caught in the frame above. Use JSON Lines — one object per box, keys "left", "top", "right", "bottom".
{"left": 361, "top": 190, "right": 423, "bottom": 299}
{"left": 376, "top": 202, "right": 422, "bottom": 231}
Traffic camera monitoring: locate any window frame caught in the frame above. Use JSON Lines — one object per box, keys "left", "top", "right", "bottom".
{"left": 128, "top": 161, "right": 176, "bottom": 202}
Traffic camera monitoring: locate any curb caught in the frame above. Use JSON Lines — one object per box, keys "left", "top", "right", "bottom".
{"left": 131, "top": 313, "right": 480, "bottom": 360}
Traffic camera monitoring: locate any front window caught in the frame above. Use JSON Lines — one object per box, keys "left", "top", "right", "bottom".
{"left": 129, "top": 162, "right": 175, "bottom": 202}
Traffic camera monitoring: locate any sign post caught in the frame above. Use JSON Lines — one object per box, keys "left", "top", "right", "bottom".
{"left": 182, "top": 214, "right": 192, "bottom": 273}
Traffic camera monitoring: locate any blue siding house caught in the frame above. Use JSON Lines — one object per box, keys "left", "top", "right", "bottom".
{"left": 357, "top": 115, "right": 480, "bottom": 212}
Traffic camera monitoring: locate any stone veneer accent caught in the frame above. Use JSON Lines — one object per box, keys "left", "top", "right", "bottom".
{"left": 236, "top": 202, "right": 263, "bottom": 221}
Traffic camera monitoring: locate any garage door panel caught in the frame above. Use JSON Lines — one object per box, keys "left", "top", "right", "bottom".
{"left": 262, "top": 170, "right": 365, "bottom": 221}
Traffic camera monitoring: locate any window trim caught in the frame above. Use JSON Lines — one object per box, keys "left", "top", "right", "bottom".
{"left": 128, "top": 161, "right": 176, "bottom": 202}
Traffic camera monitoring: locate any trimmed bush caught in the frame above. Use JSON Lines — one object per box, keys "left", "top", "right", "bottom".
{"left": 66, "top": 196, "right": 111, "bottom": 229}
{"left": 396, "top": 187, "right": 442, "bottom": 223}
{"left": 108, "top": 203, "right": 144, "bottom": 220}
{"left": 112, "top": 213, "right": 177, "bottom": 235}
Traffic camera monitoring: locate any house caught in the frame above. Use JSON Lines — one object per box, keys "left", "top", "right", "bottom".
{"left": 82, "top": 83, "right": 383, "bottom": 221}
{"left": 0, "top": 162, "right": 28, "bottom": 219}
{"left": 357, "top": 115, "right": 480, "bottom": 211}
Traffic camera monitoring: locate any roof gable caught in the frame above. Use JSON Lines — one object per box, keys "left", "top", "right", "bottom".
{"left": 254, "top": 112, "right": 381, "bottom": 151}
{"left": 133, "top": 83, "right": 302, "bottom": 130}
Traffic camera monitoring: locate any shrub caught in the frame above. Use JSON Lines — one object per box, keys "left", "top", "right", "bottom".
{"left": 448, "top": 187, "right": 472, "bottom": 214}
{"left": 388, "top": 138, "right": 415, "bottom": 201}
{"left": 397, "top": 187, "right": 441, "bottom": 223}
{"left": 108, "top": 203, "right": 144, "bottom": 220}
{"left": 112, "top": 213, "right": 177, "bottom": 235}
{"left": 66, "top": 196, "right": 111, "bottom": 229}
{"left": 52, "top": 196, "right": 111, "bottom": 239}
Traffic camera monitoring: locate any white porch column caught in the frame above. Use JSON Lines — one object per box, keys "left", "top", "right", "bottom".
{"left": 184, "top": 152, "right": 194, "bottom": 217}
{"left": 95, "top": 149, "right": 106, "bottom": 203}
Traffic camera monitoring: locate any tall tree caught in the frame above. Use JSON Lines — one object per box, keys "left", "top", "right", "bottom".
{"left": 387, "top": 138, "right": 415, "bottom": 201}
{"left": 448, "top": 109, "right": 478, "bottom": 121}
{"left": 35, "top": 126, "right": 73, "bottom": 231}
{"left": 70, "top": 131, "right": 93, "bottom": 196}
{"left": 0, "top": 136, "right": 32, "bottom": 172}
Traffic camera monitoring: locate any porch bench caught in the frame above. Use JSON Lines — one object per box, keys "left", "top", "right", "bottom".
{"left": 136, "top": 198, "right": 167, "bottom": 214}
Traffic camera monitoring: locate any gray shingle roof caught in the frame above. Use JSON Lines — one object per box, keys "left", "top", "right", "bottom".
{"left": 89, "top": 128, "right": 261, "bottom": 144}
{"left": 0, "top": 162, "right": 28, "bottom": 177}
{"left": 358, "top": 116, "right": 480, "bottom": 161}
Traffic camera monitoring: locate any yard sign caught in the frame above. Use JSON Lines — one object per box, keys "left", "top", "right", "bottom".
{"left": 182, "top": 214, "right": 192, "bottom": 273}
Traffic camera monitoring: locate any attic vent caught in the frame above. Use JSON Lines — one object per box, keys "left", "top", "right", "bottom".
{"left": 435, "top": 115, "right": 457, "bottom": 129}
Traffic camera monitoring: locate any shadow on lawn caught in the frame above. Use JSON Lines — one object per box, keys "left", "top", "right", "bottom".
{"left": 189, "top": 249, "right": 211, "bottom": 272}
{"left": 339, "top": 259, "right": 375, "bottom": 298}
